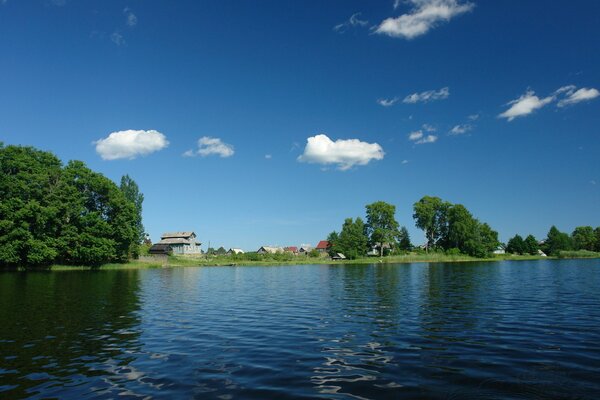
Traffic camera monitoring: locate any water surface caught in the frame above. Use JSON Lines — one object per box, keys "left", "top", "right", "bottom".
{"left": 1, "top": 259, "right": 600, "bottom": 399}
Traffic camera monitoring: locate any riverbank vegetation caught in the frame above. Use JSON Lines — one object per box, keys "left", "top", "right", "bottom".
{"left": 0, "top": 144, "right": 144, "bottom": 269}
{"left": 505, "top": 225, "right": 600, "bottom": 256}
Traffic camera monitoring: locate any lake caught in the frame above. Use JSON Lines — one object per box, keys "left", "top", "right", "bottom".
{"left": 1, "top": 259, "right": 600, "bottom": 399}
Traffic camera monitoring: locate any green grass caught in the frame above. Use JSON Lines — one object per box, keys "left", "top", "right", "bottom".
{"left": 557, "top": 250, "right": 600, "bottom": 258}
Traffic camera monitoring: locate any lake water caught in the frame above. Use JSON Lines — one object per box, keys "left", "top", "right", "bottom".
{"left": 1, "top": 260, "right": 600, "bottom": 399}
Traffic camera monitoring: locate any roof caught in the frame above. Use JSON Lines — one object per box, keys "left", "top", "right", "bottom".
{"left": 284, "top": 246, "right": 298, "bottom": 252}
{"left": 158, "top": 237, "right": 201, "bottom": 245}
{"left": 316, "top": 240, "right": 330, "bottom": 249}
{"left": 299, "top": 246, "right": 312, "bottom": 252}
{"left": 258, "top": 246, "right": 284, "bottom": 254}
{"left": 161, "top": 231, "right": 196, "bottom": 239}
{"left": 228, "top": 248, "right": 244, "bottom": 254}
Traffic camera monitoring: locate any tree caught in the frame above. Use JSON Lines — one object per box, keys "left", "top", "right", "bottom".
{"left": 396, "top": 226, "right": 412, "bottom": 251}
{"left": 543, "top": 226, "right": 572, "bottom": 256}
{"left": 336, "top": 218, "right": 369, "bottom": 259}
{"left": 120, "top": 175, "right": 145, "bottom": 244}
{"left": 572, "top": 226, "right": 595, "bottom": 251}
{"left": 595, "top": 227, "right": 600, "bottom": 252}
{"left": 523, "top": 235, "right": 539, "bottom": 255}
{"left": 365, "top": 201, "right": 400, "bottom": 256}
{"left": 506, "top": 234, "right": 525, "bottom": 254}
{"left": 413, "top": 196, "right": 449, "bottom": 251}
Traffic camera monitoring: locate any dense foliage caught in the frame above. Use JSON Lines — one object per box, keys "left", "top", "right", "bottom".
{"left": 413, "top": 196, "right": 499, "bottom": 257}
{"left": 0, "top": 145, "right": 143, "bottom": 268}
{"left": 504, "top": 226, "right": 600, "bottom": 256}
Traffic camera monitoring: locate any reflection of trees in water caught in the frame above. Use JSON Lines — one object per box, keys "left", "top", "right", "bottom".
{"left": 0, "top": 270, "right": 143, "bottom": 398}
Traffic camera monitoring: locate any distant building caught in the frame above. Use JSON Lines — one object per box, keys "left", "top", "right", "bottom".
{"left": 157, "top": 232, "right": 202, "bottom": 255}
{"left": 299, "top": 246, "right": 313, "bottom": 255}
{"left": 316, "top": 241, "right": 331, "bottom": 253}
{"left": 257, "top": 246, "right": 284, "bottom": 254}
{"left": 537, "top": 249, "right": 547, "bottom": 257}
{"left": 284, "top": 246, "right": 298, "bottom": 254}
{"left": 493, "top": 245, "right": 506, "bottom": 255}
{"left": 227, "top": 248, "right": 245, "bottom": 255}
{"left": 332, "top": 253, "right": 347, "bottom": 260}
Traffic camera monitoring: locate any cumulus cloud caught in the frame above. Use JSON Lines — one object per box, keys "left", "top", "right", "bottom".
{"left": 333, "top": 12, "right": 368, "bottom": 33}
{"left": 375, "top": 0, "right": 474, "bottom": 39}
{"left": 94, "top": 129, "right": 169, "bottom": 160}
{"left": 557, "top": 87, "right": 600, "bottom": 107}
{"left": 377, "top": 97, "right": 399, "bottom": 107}
{"left": 403, "top": 87, "right": 449, "bottom": 104}
{"left": 498, "top": 90, "right": 554, "bottom": 121}
{"left": 185, "top": 137, "right": 235, "bottom": 158}
{"left": 297, "top": 134, "right": 384, "bottom": 171}
{"left": 449, "top": 124, "right": 472, "bottom": 135}
{"left": 408, "top": 130, "right": 437, "bottom": 144}
{"left": 124, "top": 7, "right": 137, "bottom": 27}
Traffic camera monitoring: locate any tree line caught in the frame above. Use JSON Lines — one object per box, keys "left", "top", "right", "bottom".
{"left": 506, "top": 226, "right": 600, "bottom": 256}
{"left": 0, "top": 144, "right": 144, "bottom": 268}
{"left": 327, "top": 196, "right": 500, "bottom": 259}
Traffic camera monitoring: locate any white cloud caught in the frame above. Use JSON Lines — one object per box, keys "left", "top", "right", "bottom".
{"left": 265, "top": 154, "right": 272, "bottom": 159}
{"left": 377, "top": 97, "right": 399, "bottom": 107}
{"left": 408, "top": 130, "right": 437, "bottom": 144}
{"left": 403, "top": 87, "right": 449, "bottom": 104}
{"left": 185, "top": 137, "right": 234, "bottom": 158}
{"left": 94, "top": 129, "right": 169, "bottom": 160}
{"left": 591, "top": 180, "right": 597, "bottom": 186}
{"left": 422, "top": 123, "right": 436, "bottom": 132}
{"left": 416, "top": 134, "right": 438, "bottom": 144}
{"left": 467, "top": 113, "right": 479, "bottom": 121}
{"left": 449, "top": 123, "right": 472, "bottom": 135}
{"left": 124, "top": 7, "right": 137, "bottom": 27}
{"left": 110, "top": 31, "right": 125, "bottom": 46}
{"left": 401, "top": 159, "right": 409, "bottom": 164}
{"left": 333, "top": 12, "right": 368, "bottom": 33}
{"left": 297, "top": 134, "right": 384, "bottom": 171}
{"left": 408, "top": 130, "right": 424, "bottom": 141}
{"left": 375, "top": 0, "right": 474, "bottom": 39}
{"left": 498, "top": 90, "right": 554, "bottom": 121}
{"left": 557, "top": 87, "right": 600, "bottom": 107}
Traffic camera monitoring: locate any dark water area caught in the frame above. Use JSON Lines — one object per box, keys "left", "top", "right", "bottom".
{"left": 1, "top": 260, "right": 600, "bottom": 399}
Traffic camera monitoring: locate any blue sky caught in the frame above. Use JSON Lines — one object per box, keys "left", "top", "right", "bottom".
{"left": 1, "top": 0, "right": 599, "bottom": 250}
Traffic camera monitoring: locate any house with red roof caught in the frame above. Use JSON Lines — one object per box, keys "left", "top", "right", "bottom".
{"left": 315, "top": 240, "right": 331, "bottom": 253}
{"left": 284, "top": 246, "right": 298, "bottom": 254}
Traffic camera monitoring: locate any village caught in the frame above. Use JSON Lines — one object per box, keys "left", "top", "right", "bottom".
{"left": 147, "top": 231, "right": 352, "bottom": 260}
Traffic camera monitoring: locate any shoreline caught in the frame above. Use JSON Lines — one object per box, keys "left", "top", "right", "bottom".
{"left": 21, "top": 252, "right": 599, "bottom": 271}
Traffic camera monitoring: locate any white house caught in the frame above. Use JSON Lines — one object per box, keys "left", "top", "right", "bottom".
{"left": 227, "top": 248, "right": 245, "bottom": 255}
{"left": 157, "top": 232, "right": 202, "bottom": 255}
{"left": 257, "top": 246, "right": 284, "bottom": 254}
{"left": 493, "top": 245, "right": 506, "bottom": 255}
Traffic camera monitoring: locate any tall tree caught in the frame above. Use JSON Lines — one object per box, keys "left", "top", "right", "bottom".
{"left": 365, "top": 201, "right": 400, "bottom": 256}
{"left": 413, "top": 196, "right": 449, "bottom": 251}
{"left": 595, "top": 227, "right": 600, "bottom": 252}
{"left": 506, "top": 234, "right": 525, "bottom": 254}
{"left": 120, "top": 175, "right": 145, "bottom": 243}
{"left": 543, "top": 226, "right": 572, "bottom": 256}
{"left": 337, "top": 218, "right": 369, "bottom": 259}
{"left": 572, "top": 226, "right": 595, "bottom": 251}
{"left": 523, "top": 234, "right": 539, "bottom": 255}
{"left": 396, "top": 226, "right": 412, "bottom": 251}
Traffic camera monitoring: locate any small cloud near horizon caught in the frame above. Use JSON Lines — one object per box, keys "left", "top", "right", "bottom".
{"left": 184, "top": 137, "right": 235, "bottom": 158}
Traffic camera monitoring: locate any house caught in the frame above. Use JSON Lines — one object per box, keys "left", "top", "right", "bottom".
{"left": 157, "top": 232, "right": 202, "bottom": 255}
{"left": 493, "top": 245, "right": 506, "bottom": 255}
{"left": 316, "top": 241, "right": 331, "bottom": 253}
{"left": 227, "top": 248, "right": 245, "bottom": 255}
{"left": 537, "top": 249, "right": 547, "bottom": 257}
{"left": 299, "top": 246, "right": 313, "bottom": 255}
{"left": 149, "top": 243, "right": 172, "bottom": 255}
{"left": 332, "top": 253, "right": 347, "bottom": 260}
{"left": 257, "top": 246, "right": 284, "bottom": 254}
{"left": 284, "top": 246, "right": 298, "bottom": 254}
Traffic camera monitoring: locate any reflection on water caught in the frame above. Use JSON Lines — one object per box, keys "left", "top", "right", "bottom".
{"left": 1, "top": 260, "right": 600, "bottom": 399}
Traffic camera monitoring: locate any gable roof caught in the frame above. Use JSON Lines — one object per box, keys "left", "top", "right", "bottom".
{"left": 316, "top": 240, "right": 330, "bottom": 249}
{"left": 284, "top": 246, "right": 298, "bottom": 252}
{"left": 161, "top": 231, "right": 195, "bottom": 239}
{"left": 228, "top": 248, "right": 244, "bottom": 254}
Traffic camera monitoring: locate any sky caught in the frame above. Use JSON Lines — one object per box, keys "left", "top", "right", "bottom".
{"left": 1, "top": 0, "right": 599, "bottom": 251}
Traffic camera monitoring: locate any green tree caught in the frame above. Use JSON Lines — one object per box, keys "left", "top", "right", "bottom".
{"left": 336, "top": 217, "right": 369, "bottom": 259}
{"left": 595, "top": 227, "right": 600, "bottom": 252}
{"left": 523, "top": 234, "right": 539, "bottom": 255}
{"left": 413, "top": 196, "right": 449, "bottom": 251}
{"left": 396, "top": 226, "right": 412, "bottom": 251}
{"left": 365, "top": 201, "right": 400, "bottom": 256}
{"left": 506, "top": 234, "right": 525, "bottom": 254}
{"left": 572, "top": 226, "right": 595, "bottom": 251}
{"left": 543, "top": 226, "right": 572, "bottom": 256}
{"left": 120, "top": 175, "right": 145, "bottom": 243}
